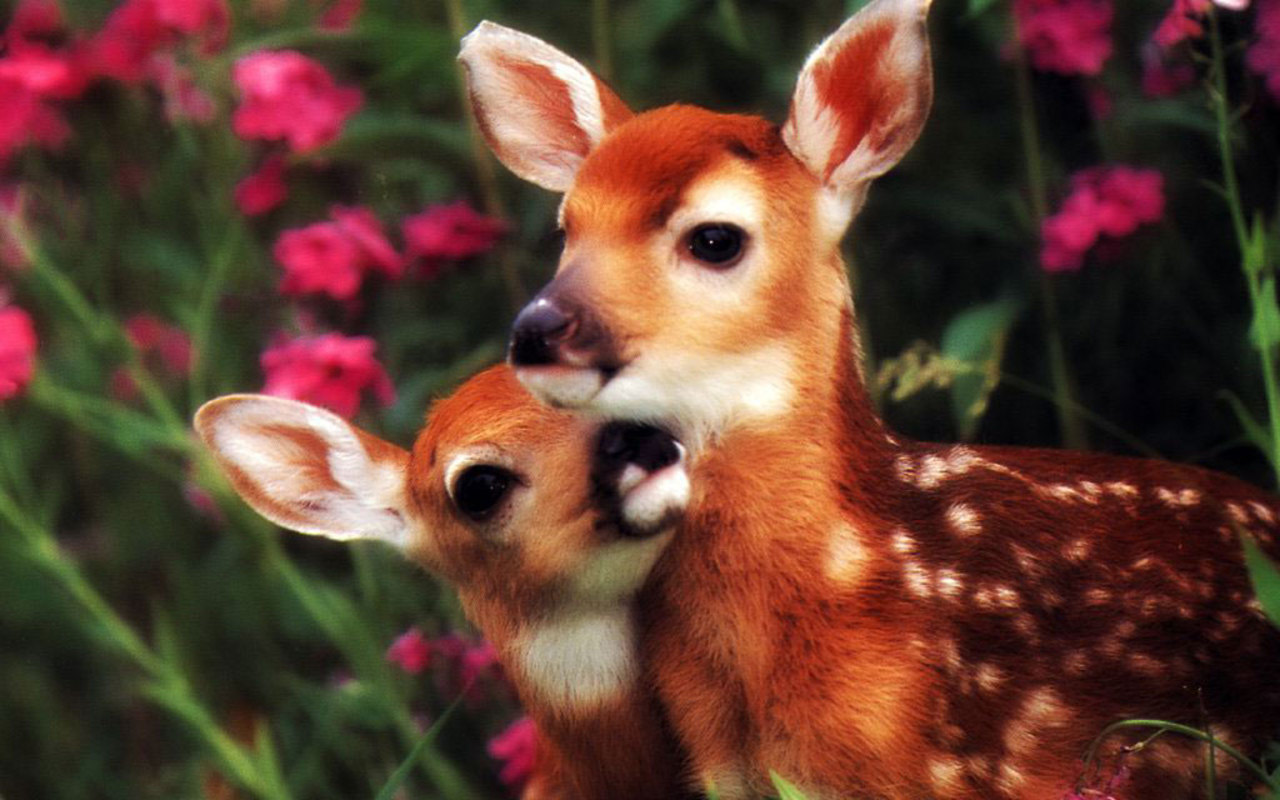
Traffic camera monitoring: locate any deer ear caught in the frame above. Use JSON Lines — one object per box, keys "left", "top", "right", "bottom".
{"left": 194, "top": 395, "right": 412, "bottom": 549}
{"left": 783, "top": 0, "right": 933, "bottom": 200}
{"left": 458, "top": 21, "right": 633, "bottom": 192}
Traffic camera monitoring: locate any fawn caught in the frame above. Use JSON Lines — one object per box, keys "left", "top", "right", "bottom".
{"left": 460, "top": 0, "right": 1280, "bottom": 797}
{"left": 194, "top": 365, "right": 694, "bottom": 800}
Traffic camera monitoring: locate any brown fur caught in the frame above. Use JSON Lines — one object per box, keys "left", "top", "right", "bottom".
{"left": 461, "top": 2, "right": 1280, "bottom": 797}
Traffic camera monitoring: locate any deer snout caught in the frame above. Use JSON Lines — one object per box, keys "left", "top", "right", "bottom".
{"left": 510, "top": 297, "right": 579, "bottom": 366}
{"left": 593, "top": 423, "right": 689, "bottom": 539}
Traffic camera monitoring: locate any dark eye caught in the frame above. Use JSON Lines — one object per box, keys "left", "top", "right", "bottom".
{"left": 453, "top": 465, "right": 513, "bottom": 521}
{"left": 687, "top": 224, "right": 745, "bottom": 266}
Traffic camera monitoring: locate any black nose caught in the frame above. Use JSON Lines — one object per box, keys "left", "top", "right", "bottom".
{"left": 510, "top": 297, "right": 576, "bottom": 366}
{"left": 597, "top": 423, "right": 681, "bottom": 473}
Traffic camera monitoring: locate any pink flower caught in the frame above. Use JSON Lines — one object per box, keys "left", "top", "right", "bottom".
{"left": 1141, "top": 44, "right": 1196, "bottom": 97}
{"left": 0, "top": 78, "right": 70, "bottom": 166}
{"left": 1013, "top": 0, "right": 1113, "bottom": 76}
{"left": 319, "top": 0, "right": 363, "bottom": 31}
{"left": 125, "top": 314, "right": 193, "bottom": 374}
{"left": 234, "top": 155, "right": 288, "bottom": 216}
{"left": 401, "top": 202, "right": 507, "bottom": 278}
{"left": 149, "top": 53, "right": 216, "bottom": 123}
{"left": 0, "top": 305, "right": 38, "bottom": 402}
{"left": 487, "top": 716, "right": 537, "bottom": 791}
{"left": 87, "top": 0, "right": 229, "bottom": 82}
{"left": 260, "top": 332, "right": 395, "bottom": 418}
{"left": 1154, "top": 0, "right": 1251, "bottom": 50}
{"left": 7, "top": 0, "right": 65, "bottom": 43}
{"left": 387, "top": 628, "right": 432, "bottom": 674}
{"left": 231, "top": 51, "right": 363, "bottom": 152}
{"left": 1247, "top": 0, "right": 1280, "bottom": 101}
{"left": 273, "top": 206, "right": 402, "bottom": 300}
{"left": 1041, "top": 165, "right": 1165, "bottom": 273}
{"left": 460, "top": 639, "right": 500, "bottom": 687}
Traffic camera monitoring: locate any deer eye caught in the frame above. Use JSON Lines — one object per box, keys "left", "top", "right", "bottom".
{"left": 452, "top": 465, "right": 514, "bottom": 521}
{"left": 687, "top": 223, "right": 745, "bottom": 267}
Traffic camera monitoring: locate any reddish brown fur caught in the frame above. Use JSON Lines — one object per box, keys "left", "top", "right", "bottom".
{"left": 402, "top": 367, "right": 691, "bottom": 800}
{"left": 198, "top": 367, "right": 690, "bottom": 800}
{"left": 464, "top": 5, "right": 1280, "bottom": 797}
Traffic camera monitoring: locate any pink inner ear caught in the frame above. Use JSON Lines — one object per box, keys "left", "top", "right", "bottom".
{"left": 486, "top": 54, "right": 592, "bottom": 159}
{"left": 809, "top": 20, "right": 905, "bottom": 182}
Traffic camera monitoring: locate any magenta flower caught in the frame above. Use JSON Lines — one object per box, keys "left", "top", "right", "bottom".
{"left": 487, "top": 716, "right": 537, "bottom": 791}
{"left": 86, "top": 0, "right": 228, "bottom": 83}
{"left": 273, "top": 206, "right": 403, "bottom": 300}
{"left": 1153, "top": 0, "right": 1252, "bottom": 50}
{"left": 260, "top": 332, "right": 395, "bottom": 418}
{"left": 1247, "top": 0, "right": 1280, "bottom": 101}
{"left": 232, "top": 51, "right": 363, "bottom": 153}
{"left": 125, "top": 314, "right": 193, "bottom": 374}
{"left": 386, "top": 628, "right": 432, "bottom": 674}
{"left": 234, "top": 155, "right": 288, "bottom": 216}
{"left": 1041, "top": 165, "right": 1165, "bottom": 273}
{"left": 0, "top": 78, "right": 70, "bottom": 166}
{"left": 0, "top": 305, "right": 38, "bottom": 402}
{"left": 319, "top": 0, "right": 363, "bottom": 31}
{"left": 401, "top": 202, "right": 507, "bottom": 278}
{"left": 1013, "top": 0, "right": 1113, "bottom": 76}
{"left": 1140, "top": 44, "right": 1196, "bottom": 97}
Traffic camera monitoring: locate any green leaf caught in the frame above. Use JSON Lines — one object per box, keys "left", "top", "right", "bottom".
{"left": 769, "top": 770, "right": 811, "bottom": 800}
{"left": 1249, "top": 276, "right": 1280, "bottom": 351}
{"left": 1219, "top": 391, "right": 1275, "bottom": 470}
{"left": 373, "top": 696, "right": 464, "bottom": 800}
{"left": 940, "top": 297, "right": 1024, "bottom": 440}
{"left": 1241, "top": 534, "right": 1280, "bottom": 630}
{"left": 1244, "top": 212, "right": 1269, "bottom": 278}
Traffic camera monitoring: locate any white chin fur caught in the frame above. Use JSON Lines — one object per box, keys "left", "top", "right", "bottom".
{"left": 514, "top": 365, "right": 605, "bottom": 408}
{"left": 620, "top": 445, "right": 690, "bottom": 535}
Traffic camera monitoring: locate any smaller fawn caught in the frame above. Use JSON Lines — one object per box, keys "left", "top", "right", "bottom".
{"left": 461, "top": 1, "right": 1280, "bottom": 797}
{"left": 194, "top": 365, "right": 693, "bottom": 800}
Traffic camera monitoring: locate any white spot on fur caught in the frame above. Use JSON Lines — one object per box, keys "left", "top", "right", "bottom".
{"left": 1106, "top": 482, "right": 1140, "bottom": 499}
{"left": 1249, "top": 500, "right": 1275, "bottom": 524}
{"left": 894, "top": 454, "right": 916, "bottom": 483}
{"left": 975, "top": 663, "right": 1004, "bottom": 693}
{"left": 928, "top": 757, "right": 964, "bottom": 794}
{"left": 1064, "top": 538, "right": 1092, "bottom": 562}
{"left": 892, "top": 528, "right": 918, "bottom": 556}
{"left": 945, "top": 503, "right": 981, "bottom": 537}
{"left": 936, "top": 568, "right": 964, "bottom": 601}
{"left": 903, "top": 560, "right": 932, "bottom": 599}
{"left": 1226, "top": 501, "right": 1249, "bottom": 524}
{"left": 517, "top": 607, "right": 637, "bottom": 708}
{"left": 825, "top": 523, "right": 868, "bottom": 584}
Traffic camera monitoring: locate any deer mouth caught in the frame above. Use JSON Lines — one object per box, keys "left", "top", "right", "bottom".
{"left": 512, "top": 360, "right": 623, "bottom": 410}
{"left": 591, "top": 422, "right": 689, "bottom": 539}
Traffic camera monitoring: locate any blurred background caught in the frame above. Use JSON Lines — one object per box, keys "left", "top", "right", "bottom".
{"left": 0, "top": 0, "right": 1278, "bottom": 796}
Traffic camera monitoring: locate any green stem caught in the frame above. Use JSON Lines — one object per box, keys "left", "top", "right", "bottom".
{"left": 443, "top": 0, "right": 526, "bottom": 312}
{"left": 1208, "top": 10, "right": 1280, "bottom": 489}
{"left": 1013, "top": 43, "right": 1088, "bottom": 450}
{"left": 1080, "top": 719, "right": 1278, "bottom": 792}
{"left": 0, "top": 485, "right": 289, "bottom": 799}
{"left": 592, "top": 0, "right": 614, "bottom": 83}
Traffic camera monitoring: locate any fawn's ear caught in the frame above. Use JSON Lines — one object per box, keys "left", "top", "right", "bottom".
{"left": 783, "top": 0, "right": 933, "bottom": 199}
{"left": 195, "top": 395, "right": 412, "bottom": 549}
{"left": 458, "top": 21, "right": 633, "bottom": 192}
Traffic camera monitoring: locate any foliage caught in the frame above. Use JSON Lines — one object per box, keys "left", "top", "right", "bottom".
{"left": 1, "top": 0, "right": 1280, "bottom": 797}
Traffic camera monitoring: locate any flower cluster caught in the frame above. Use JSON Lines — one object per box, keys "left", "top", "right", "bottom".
{"left": 386, "top": 628, "right": 504, "bottom": 700}
{"left": 231, "top": 50, "right": 362, "bottom": 153}
{"left": 1248, "top": 0, "right": 1280, "bottom": 100}
{"left": 487, "top": 716, "right": 537, "bottom": 792}
{"left": 1013, "top": 0, "right": 1114, "bottom": 76}
{"left": 260, "top": 333, "right": 395, "bottom": 419}
{"left": 274, "top": 206, "right": 403, "bottom": 300}
{"left": 1041, "top": 166, "right": 1165, "bottom": 273}
{"left": 0, "top": 304, "right": 37, "bottom": 402}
